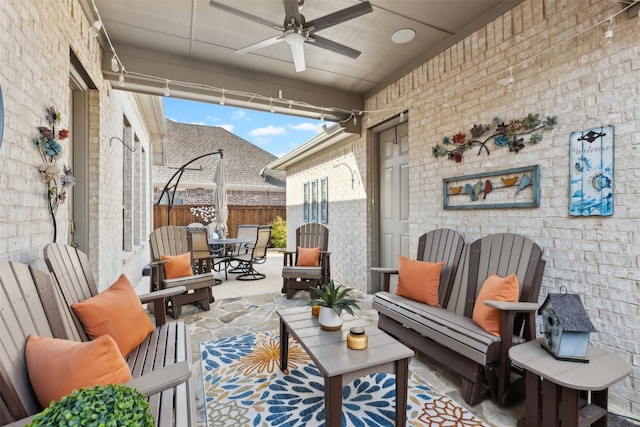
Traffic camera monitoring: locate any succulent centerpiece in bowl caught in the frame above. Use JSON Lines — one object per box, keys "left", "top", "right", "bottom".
{"left": 308, "top": 280, "right": 360, "bottom": 331}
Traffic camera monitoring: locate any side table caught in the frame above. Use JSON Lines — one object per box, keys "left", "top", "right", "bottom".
{"left": 509, "top": 338, "right": 631, "bottom": 427}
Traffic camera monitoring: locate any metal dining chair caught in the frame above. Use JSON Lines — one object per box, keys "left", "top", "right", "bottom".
{"left": 229, "top": 225, "right": 272, "bottom": 280}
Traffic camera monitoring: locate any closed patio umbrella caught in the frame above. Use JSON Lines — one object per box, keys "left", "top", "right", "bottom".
{"left": 213, "top": 155, "right": 228, "bottom": 238}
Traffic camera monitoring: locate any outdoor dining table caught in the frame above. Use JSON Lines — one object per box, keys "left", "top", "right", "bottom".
{"left": 207, "top": 237, "right": 253, "bottom": 279}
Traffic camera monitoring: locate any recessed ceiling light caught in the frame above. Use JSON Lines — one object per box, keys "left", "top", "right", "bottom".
{"left": 391, "top": 28, "right": 415, "bottom": 44}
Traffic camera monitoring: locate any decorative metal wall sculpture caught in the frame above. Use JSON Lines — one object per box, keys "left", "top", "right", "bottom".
{"left": 34, "top": 106, "right": 74, "bottom": 242}
{"left": 569, "top": 125, "right": 614, "bottom": 216}
{"left": 432, "top": 114, "right": 556, "bottom": 163}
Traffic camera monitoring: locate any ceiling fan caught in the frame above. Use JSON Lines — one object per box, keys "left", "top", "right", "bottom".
{"left": 209, "top": 0, "right": 373, "bottom": 72}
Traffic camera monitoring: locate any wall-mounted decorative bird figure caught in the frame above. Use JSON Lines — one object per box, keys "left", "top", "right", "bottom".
{"left": 472, "top": 181, "right": 482, "bottom": 199}
{"left": 450, "top": 186, "right": 462, "bottom": 194}
{"left": 465, "top": 183, "right": 478, "bottom": 201}
{"left": 501, "top": 176, "right": 518, "bottom": 186}
{"left": 515, "top": 174, "right": 530, "bottom": 195}
{"left": 483, "top": 180, "right": 492, "bottom": 199}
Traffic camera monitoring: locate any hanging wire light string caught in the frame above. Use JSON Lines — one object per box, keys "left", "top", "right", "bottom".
{"left": 90, "top": 0, "right": 637, "bottom": 123}
{"left": 90, "top": 0, "right": 126, "bottom": 77}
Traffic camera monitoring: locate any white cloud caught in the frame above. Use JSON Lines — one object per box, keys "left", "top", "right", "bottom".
{"left": 289, "top": 123, "right": 322, "bottom": 132}
{"left": 217, "top": 124, "right": 234, "bottom": 132}
{"left": 250, "top": 125, "right": 285, "bottom": 136}
{"left": 253, "top": 137, "right": 270, "bottom": 146}
{"left": 231, "top": 110, "right": 246, "bottom": 120}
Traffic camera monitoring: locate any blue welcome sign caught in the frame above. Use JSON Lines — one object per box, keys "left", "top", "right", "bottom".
{"left": 569, "top": 125, "right": 614, "bottom": 216}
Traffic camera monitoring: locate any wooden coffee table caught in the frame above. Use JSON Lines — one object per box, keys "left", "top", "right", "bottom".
{"left": 277, "top": 307, "right": 414, "bottom": 427}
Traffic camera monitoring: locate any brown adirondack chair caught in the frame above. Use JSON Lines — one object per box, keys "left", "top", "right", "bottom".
{"left": 281, "top": 223, "right": 330, "bottom": 299}
{"left": 0, "top": 261, "right": 192, "bottom": 427}
{"left": 229, "top": 225, "right": 272, "bottom": 280}
{"left": 149, "top": 225, "right": 216, "bottom": 318}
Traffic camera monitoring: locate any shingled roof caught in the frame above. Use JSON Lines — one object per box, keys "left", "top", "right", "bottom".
{"left": 541, "top": 293, "right": 597, "bottom": 333}
{"left": 153, "top": 120, "right": 285, "bottom": 191}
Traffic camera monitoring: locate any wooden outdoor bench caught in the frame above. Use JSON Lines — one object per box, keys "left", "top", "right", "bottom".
{"left": 40, "top": 243, "right": 197, "bottom": 426}
{"left": 372, "top": 229, "right": 545, "bottom": 406}
{"left": 0, "top": 260, "right": 194, "bottom": 427}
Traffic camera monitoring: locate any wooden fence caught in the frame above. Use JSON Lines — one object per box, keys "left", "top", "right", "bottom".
{"left": 153, "top": 204, "right": 286, "bottom": 237}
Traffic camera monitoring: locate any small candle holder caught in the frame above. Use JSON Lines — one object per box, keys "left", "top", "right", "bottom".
{"left": 311, "top": 305, "right": 320, "bottom": 316}
{"left": 347, "top": 327, "right": 368, "bottom": 350}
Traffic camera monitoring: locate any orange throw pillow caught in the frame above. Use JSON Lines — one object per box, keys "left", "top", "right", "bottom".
{"left": 72, "top": 274, "right": 154, "bottom": 356}
{"left": 395, "top": 255, "right": 444, "bottom": 307}
{"left": 296, "top": 246, "right": 321, "bottom": 267}
{"left": 26, "top": 334, "right": 132, "bottom": 408}
{"left": 161, "top": 252, "right": 194, "bottom": 279}
{"left": 472, "top": 274, "right": 520, "bottom": 337}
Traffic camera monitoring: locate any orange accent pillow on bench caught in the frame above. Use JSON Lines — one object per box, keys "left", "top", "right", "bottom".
{"left": 472, "top": 273, "right": 519, "bottom": 336}
{"left": 72, "top": 274, "right": 154, "bottom": 356}
{"left": 395, "top": 254, "right": 444, "bottom": 307}
{"left": 26, "top": 334, "right": 132, "bottom": 408}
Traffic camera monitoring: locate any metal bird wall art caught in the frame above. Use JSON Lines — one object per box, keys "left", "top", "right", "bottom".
{"left": 451, "top": 173, "right": 532, "bottom": 201}
{"left": 515, "top": 174, "right": 530, "bottom": 195}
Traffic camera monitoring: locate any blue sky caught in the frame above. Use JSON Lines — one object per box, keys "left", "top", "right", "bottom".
{"left": 163, "top": 97, "right": 326, "bottom": 158}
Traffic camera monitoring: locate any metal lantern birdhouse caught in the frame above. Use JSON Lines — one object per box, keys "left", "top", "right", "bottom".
{"left": 538, "top": 292, "right": 596, "bottom": 362}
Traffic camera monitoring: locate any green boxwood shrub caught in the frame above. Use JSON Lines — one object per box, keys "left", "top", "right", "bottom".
{"left": 28, "top": 384, "right": 153, "bottom": 427}
{"left": 269, "top": 215, "right": 286, "bottom": 248}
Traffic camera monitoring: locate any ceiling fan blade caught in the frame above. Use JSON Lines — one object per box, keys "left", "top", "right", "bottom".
{"left": 282, "top": 0, "right": 302, "bottom": 26}
{"left": 310, "top": 34, "right": 361, "bottom": 59}
{"left": 209, "top": 0, "right": 278, "bottom": 29}
{"left": 306, "top": 1, "right": 372, "bottom": 32}
{"left": 235, "top": 36, "right": 283, "bottom": 55}
{"left": 289, "top": 41, "right": 306, "bottom": 72}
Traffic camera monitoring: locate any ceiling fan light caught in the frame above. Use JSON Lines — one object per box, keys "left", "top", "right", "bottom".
{"left": 285, "top": 31, "right": 305, "bottom": 47}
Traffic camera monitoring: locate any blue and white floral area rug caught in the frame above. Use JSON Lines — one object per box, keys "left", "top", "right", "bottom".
{"left": 200, "top": 332, "right": 487, "bottom": 427}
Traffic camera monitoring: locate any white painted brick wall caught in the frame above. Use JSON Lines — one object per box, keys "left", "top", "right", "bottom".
{"left": 285, "top": 137, "right": 369, "bottom": 289}
{"left": 0, "top": 1, "right": 151, "bottom": 288}
{"left": 286, "top": 0, "right": 640, "bottom": 416}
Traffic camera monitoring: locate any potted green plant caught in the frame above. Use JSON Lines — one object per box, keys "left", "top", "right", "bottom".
{"left": 28, "top": 384, "right": 154, "bottom": 427}
{"left": 309, "top": 280, "right": 360, "bottom": 331}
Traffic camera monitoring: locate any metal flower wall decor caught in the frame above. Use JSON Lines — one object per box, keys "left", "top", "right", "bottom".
{"left": 34, "top": 106, "right": 74, "bottom": 242}
{"left": 432, "top": 113, "right": 557, "bottom": 163}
